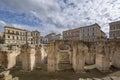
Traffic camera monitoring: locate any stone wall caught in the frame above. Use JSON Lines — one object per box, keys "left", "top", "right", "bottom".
{"left": 48, "top": 40, "right": 88, "bottom": 73}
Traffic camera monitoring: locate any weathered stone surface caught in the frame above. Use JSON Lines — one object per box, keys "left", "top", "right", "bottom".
{"left": 112, "top": 44, "right": 120, "bottom": 68}
{"left": 73, "top": 41, "right": 88, "bottom": 73}
{"left": 12, "top": 77, "right": 19, "bottom": 80}
{"left": 0, "top": 46, "right": 20, "bottom": 69}
{"left": 47, "top": 40, "right": 73, "bottom": 72}
{"left": 95, "top": 41, "right": 111, "bottom": 72}
{"left": 21, "top": 44, "right": 36, "bottom": 71}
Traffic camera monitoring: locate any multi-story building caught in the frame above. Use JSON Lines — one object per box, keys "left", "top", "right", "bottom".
{"left": 63, "top": 23, "right": 106, "bottom": 42}
{"left": 54, "top": 34, "right": 63, "bottom": 40}
{"left": 63, "top": 28, "right": 80, "bottom": 40}
{"left": 27, "top": 31, "right": 32, "bottom": 44}
{"left": 45, "top": 33, "right": 56, "bottom": 43}
{"left": 31, "top": 30, "right": 40, "bottom": 45}
{"left": 4, "top": 26, "right": 27, "bottom": 46}
{"left": 40, "top": 36, "right": 49, "bottom": 44}
{"left": 109, "top": 21, "right": 120, "bottom": 40}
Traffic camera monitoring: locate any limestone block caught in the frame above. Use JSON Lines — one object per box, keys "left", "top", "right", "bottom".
{"left": 112, "top": 49, "right": 120, "bottom": 68}
{"left": 21, "top": 44, "right": 36, "bottom": 71}
{"left": 72, "top": 42, "right": 87, "bottom": 73}
{"left": 12, "top": 77, "right": 19, "bottom": 80}
{"left": 95, "top": 53, "right": 110, "bottom": 72}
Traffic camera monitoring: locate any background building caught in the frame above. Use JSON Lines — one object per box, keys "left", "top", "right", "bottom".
{"left": 4, "top": 26, "right": 27, "bottom": 46}
{"left": 109, "top": 21, "right": 120, "bottom": 40}
{"left": 54, "top": 34, "right": 63, "bottom": 40}
{"left": 45, "top": 33, "right": 56, "bottom": 44}
{"left": 63, "top": 23, "right": 106, "bottom": 42}
{"left": 31, "top": 30, "right": 40, "bottom": 45}
{"left": 27, "top": 31, "right": 32, "bottom": 44}
{"left": 40, "top": 36, "right": 49, "bottom": 44}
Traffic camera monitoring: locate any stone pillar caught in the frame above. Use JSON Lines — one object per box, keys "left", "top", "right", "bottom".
{"left": 47, "top": 41, "right": 57, "bottom": 72}
{"left": 21, "top": 44, "right": 36, "bottom": 71}
{"left": 95, "top": 42, "right": 111, "bottom": 72}
{"left": 72, "top": 42, "right": 87, "bottom": 73}
{"left": 35, "top": 46, "right": 41, "bottom": 65}
{"left": 85, "top": 44, "right": 95, "bottom": 65}
{"left": 112, "top": 47, "right": 120, "bottom": 68}
{"left": 0, "top": 51, "right": 17, "bottom": 69}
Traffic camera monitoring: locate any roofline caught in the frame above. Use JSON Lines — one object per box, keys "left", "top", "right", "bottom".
{"left": 63, "top": 23, "right": 101, "bottom": 32}
{"left": 4, "top": 26, "right": 27, "bottom": 31}
{"left": 109, "top": 20, "right": 120, "bottom": 25}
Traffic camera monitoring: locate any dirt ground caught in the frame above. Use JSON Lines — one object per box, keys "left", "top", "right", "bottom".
{"left": 9, "top": 63, "right": 120, "bottom": 80}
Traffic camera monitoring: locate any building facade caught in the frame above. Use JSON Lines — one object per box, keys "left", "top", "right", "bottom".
{"left": 109, "top": 21, "right": 120, "bottom": 40}
{"left": 31, "top": 30, "right": 40, "bottom": 45}
{"left": 54, "top": 34, "right": 63, "bottom": 40}
{"left": 27, "top": 31, "right": 32, "bottom": 44}
{"left": 45, "top": 33, "right": 56, "bottom": 44}
{"left": 40, "top": 36, "right": 49, "bottom": 44}
{"left": 63, "top": 23, "right": 106, "bottom": 42}
{"left": 4, "top": 26, "right": 27, "bottom": 46}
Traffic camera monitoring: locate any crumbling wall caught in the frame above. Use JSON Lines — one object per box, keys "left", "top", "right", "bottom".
{"left": 0, "top": 46, "right": 20, "bottom": 69}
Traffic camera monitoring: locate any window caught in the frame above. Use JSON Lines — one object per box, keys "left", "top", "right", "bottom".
{"left": 13, "top": 36, "right": 14, "bottom": 40}
{"left": 8, "top": 36, "right": 10, "bottom": 38}
{"left": 17, "top": 37, "right": 19, "bottom": 40}
{"left": 8, "top": 30, "right": 10, "bottom": 33}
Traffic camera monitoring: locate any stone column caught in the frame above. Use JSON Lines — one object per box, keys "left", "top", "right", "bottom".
{"left": 47, "top": 41, "right": 57, "bottom": 72}
{"left": 72, "top": 42, "right": 87, "bottom": 73}
{"left": 21, "top": 44, "right": 36, "bottom": 71}
{"left": 35, "top": 46, "right": 41, "bottom": 65}
{"left": 95, "top": 42, "right": 111, "bottom": 72}
{"left": 112, "top": 47, "right": 120, "bottom": 68}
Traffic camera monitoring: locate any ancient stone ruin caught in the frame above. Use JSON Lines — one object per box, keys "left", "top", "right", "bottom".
{"left": 21, "top": 44, "right": 36, "bottom": 71}
{"left": 0, "top": 40, "right": 120, "bottom": 74}
{"left": 0, "top": 46, "right": 20, "bottom": 69}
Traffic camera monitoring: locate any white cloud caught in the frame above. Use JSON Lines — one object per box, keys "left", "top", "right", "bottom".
{"left": 0, "top": 0, "right": 120, "bottom": 36}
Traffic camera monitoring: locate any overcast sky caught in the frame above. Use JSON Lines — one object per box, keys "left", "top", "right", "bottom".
{"left": 0, "top": 0, "right": 120, "bottom": 36}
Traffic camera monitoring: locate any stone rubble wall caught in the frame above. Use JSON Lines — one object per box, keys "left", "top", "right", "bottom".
{"left": 0, "top": 70, "right": 19, "bottom": 80}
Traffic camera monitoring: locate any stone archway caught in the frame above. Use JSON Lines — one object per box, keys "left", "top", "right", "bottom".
{"left": 56, "top": 43, "right": 72, "bottom": 71}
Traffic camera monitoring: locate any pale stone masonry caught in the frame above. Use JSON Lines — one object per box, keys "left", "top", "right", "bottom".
{"left": 109, "top": 21, "right": 120, "bottom": 40}
{"left": 21, "top": 44, "right": 36, "bottom": 71}
{"left": 4, "top": 26, "right": 41, "bottom": 46}
{"left": 4, "top": 26, "right": 27, "bottom": 46}
{"left": 63, "top": 23, "right": 106, "bottom": 42}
